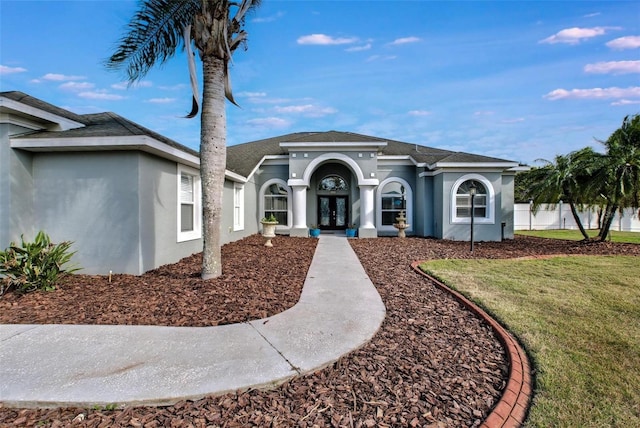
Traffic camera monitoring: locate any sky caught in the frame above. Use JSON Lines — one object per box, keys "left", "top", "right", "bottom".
{"left": 1, "top": 0, "right": 639, "bottom": 166}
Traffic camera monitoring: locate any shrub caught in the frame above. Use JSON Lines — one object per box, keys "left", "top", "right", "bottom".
{"left": 0, "top": 231, "right": 79, "bottom": 295}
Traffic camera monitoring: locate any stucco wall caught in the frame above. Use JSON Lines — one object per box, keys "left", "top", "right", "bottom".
{"left": 501, "top": 174, "right": 515, "bottom": 239}
{"left": 32, "top": 151, "right": 141, "bottom": 274}
{"left": 440, "top": 171, "right": 505, "bottom": 242}
{"left": 1, "top": 125, "right": 36, "bottom": 249}
{"left": 138, "top": 154, "right": 202, "bottom": 273}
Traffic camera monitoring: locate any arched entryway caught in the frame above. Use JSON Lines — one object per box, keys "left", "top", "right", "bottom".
{"left": 313, "top": 166, "right": 353, "bottom": 231}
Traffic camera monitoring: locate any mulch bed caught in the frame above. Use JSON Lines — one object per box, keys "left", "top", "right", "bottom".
{"left": 1, "top": 235, "right": 638, "bottom": 427}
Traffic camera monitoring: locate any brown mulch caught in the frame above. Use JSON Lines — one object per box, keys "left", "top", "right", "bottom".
{"left": 0, "top": 234, "right": 317, "bottom": 327}
{"left": 1, "top": 235, "right": 639, "bottom": 427}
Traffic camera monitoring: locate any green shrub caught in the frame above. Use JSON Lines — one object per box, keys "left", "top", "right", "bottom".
{"left": 0, "top": 231, "right": 79, "bottom": 295}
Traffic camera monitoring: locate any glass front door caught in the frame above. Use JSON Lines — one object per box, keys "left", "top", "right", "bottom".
{"left": 318, "top": 196, "right": 348, "bottom": 230}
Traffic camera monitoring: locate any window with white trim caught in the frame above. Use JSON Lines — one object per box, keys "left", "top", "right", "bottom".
{"left": 177, "top": 165, "right": 201, "bottom": 242}
{"left": 451, "top": 175, "right": 495, "bottom": 224}
{"left": 264, "top": 182, "right": 289, "bottom": 224}
{"left": 381, "top": 182, "right": 405, "bottom": 225}
{"left": 456, "top": 180, "right": 487, "bottom": 218}
{"left": 233, "top": 183, "right": 244, "bottom": 231}
{"left": 376, "top": 177, "right": 413, "bottom": 232}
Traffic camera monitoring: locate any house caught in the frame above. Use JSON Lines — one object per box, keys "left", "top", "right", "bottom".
{"left": 1, "top": 91, "right": 521, "bottom": 275}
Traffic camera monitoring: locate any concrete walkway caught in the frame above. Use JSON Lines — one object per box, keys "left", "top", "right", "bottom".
{"left": 0, "top": 235, "right": 386, "bottom": 408}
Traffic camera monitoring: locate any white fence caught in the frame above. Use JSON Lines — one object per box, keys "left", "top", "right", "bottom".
{"left": 514, "top": 203, "right": 640, "bottom": 232}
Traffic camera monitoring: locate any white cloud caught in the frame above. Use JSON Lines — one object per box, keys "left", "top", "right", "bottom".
{"left": 544, "top": 86, "right": 640, "bottom": 100}
{"left": 111, "top": 80, "right": 152, "bottom": 90}
{"left": 408, "top": 110, "right": 432, "bottom": 117}
{"left": 583, "top": 12, "right": 601, "bottom": 18}
{"left": 252, "top": 11, "right": 284, "bottom": 23}
{"left": 388, "top": 36, "right": 421, "bottom": 46}
{"left": 78, "top": 90, "right": 125, "bottom": 100}
{"left": 0, "top": 64, "right": 27, "bottom": 74}
{"left": 540, "top": 26, "right": 618, "bottom": 45}
{"left": 502, "top": 118, "right": 525, "bottom": 124}
{"left": 42, "top": 73, "right": 86, "bottom": 81}
{"left": 246, "top": 117, "right": 291, "bottom": 128}
{"left": 237, "top": 91, "right": 267, "bottom": 98}
{"left": 584, "top": 60, "right": 640, "bottom": 75}
{"left": 366, "top": 55, "right": 397, "bottom": 62}
{"left": 606, "top": 35, "right": 640, "bottom": 50}
{"left": 158, "top": 83, "right": 187, "bottom": 91}
{"left": 297, "top": 34, "right": 358, "bottom": 45}
{"left": 59, "top": 81, "right": 94, "bottom": 91}
{"left": 611, "top": 99, "right": 640, "bottom": 106}
{"left": 274, "top": 104, "right": 337, "bottom": 117}
{"left": 346, "top": 43, "right": 372, "bottom": 52}
{"left": 473, "top": 111, "right": 495, "bottom": 116}
{"left": 147, "top": 97, "right": 175, "bottom": 104}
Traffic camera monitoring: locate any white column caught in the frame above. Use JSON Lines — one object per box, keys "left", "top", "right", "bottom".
{"left": 360, "top": 185, "right": 376, "bottom": 229}
{"left": 291, "top": 185, "right": 307, "bottom": 230}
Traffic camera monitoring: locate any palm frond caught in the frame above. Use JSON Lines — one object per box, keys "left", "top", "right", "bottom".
{"left": 106, "top": 0, "right": 199, "bottom": 82}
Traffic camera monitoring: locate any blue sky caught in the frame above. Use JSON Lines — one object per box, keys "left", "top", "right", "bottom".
{"left": 1, "top": 1, "right": 639, "bottom": 165}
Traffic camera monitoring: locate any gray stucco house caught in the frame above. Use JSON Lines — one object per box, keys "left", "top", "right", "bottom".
{"left": 1, "top": 91, "right": 521, "bottom": 275}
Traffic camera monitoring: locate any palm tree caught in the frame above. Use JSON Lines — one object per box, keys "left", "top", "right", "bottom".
{"left": 595, "top": 114, "right": 640, "bottom": 241}
{"left": 528, "top": 147, "right": 600, "bottom": 240}
{"left": 106, "top": 0, "right": 261, "bottom": 279}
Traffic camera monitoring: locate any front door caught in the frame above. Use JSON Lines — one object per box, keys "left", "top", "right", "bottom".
{"left": 318, "top": 196, "right": 348, "bottom": 230}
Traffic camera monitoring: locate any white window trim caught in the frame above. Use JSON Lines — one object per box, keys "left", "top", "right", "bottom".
{"left": 450, "top": 174, "right": 495, "bottom": 224}
{"left": 376, "top": 177, "right": 413, "bottom": 233}
{"left": 258, "top": 178, "right": 292, "bottom": 230}
{"left": 177, "top": 164, "right": 202, "bottom": 242}
{"left": 233, "top": 182, "right": 244, "bottom": 231}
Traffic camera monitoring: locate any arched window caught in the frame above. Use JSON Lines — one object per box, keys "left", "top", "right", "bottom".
{"left": 376, "top": 177, "right": 413, "bottom": 232}
{"left": 451, "top": 175, "right": 494, "bottom": 224}
{"left": 318, "top": 175, "right": 348, "bottom": 191}
{"left": 456, "top": 180, "right": 487, "bottom": 218}
{"left": 260, "top": 179, "right": 291, "bottom": 227}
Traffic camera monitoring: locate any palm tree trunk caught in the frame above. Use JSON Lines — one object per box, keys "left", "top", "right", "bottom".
{"left": 598, "top": 203, "right": 618, "bottom": 242}
{"left": 200, "top": 55, "right": 226, "bottom": 279}
{"left": 568, "top": 202, "right": 590, "bottom": 240}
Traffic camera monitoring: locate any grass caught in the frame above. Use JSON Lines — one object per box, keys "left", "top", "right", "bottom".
{"left": 516, "top": 229, "right": 640, "bottom": 244}
{"left": 419, "top": 256, "right": 640, "bottom": 427}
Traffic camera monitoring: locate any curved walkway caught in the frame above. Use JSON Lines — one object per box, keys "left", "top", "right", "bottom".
{"left": 0, "top": 235, "right": 386, "bottom": 408}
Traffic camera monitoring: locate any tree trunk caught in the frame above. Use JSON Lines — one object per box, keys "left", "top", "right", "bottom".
{"left": 200, "top": 55, "right": 226, "bottom": 279}
{"left": 568, "top": 202, "right": 590, "bottom": 240}
{"left": 598, "top": 203, "right": 618, "bottom": 242}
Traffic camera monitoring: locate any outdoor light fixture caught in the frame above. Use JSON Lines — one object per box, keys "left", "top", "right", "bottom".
{"left": 469, "top": 181, "right": 477, "bottom": 252}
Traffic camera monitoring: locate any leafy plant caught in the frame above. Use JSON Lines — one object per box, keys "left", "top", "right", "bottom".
{"left": 261, "top": 214, "right": 278, "bottom": 223}
{"left": 0, "top": 231, "right": 79, "bottom": 295}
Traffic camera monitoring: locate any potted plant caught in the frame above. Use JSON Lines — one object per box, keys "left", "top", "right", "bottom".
{"left": 309, "top": 224, "right": 321, "bottom": 238}
{"left": 345, "top": 224, "right": 357, "bottom": 238}
{"left": 260, "top": 214, "right": 278, "bottom": 247}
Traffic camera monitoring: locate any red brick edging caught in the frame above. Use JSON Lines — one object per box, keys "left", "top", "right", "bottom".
{"left": 410, "top": 261, "right": 533, "bottom": 428}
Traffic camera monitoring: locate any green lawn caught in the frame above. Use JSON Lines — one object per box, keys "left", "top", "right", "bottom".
{"left": 419, "top": 256, "right": 640, "bottom": 427}
{"left": 516, "top": 229, "right": 640, "bottom": 244}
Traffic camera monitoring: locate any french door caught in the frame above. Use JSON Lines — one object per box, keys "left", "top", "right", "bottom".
{"left": 318, "top": 196, "right": 348, "bottom": 230}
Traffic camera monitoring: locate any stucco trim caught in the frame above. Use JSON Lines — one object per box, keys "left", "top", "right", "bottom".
{"left": 297, "top": 152, "right": 379, "bottom": 187}
{"left": 429, "top": 161, "right": 520, "bottom": 169}
{"left": 280, "top": 142, "right": 387, "bottom": 151}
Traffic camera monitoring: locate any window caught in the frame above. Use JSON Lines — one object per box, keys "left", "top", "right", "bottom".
{"left": 318, "top": 175, "right": 348, "bottom": 191}
{"left": 376, "top": 178, "right": 413, "bottom": 232}
{"left": 177, "top": 165, "right": 201, "bottom": 242}
{"left": 381, "top": 182, "right": 405, "bottom": 225}
{"left": 451, "top": 175, "right": 494, "bottom": 224}
{"left": 456, "top": 180, "right": 487, "bottom": 218}
{"left": 233, "top": 183, "right": 244, "bottom": 231}
{"left": 263, "top": 182, "right": 289, "bottom": 225}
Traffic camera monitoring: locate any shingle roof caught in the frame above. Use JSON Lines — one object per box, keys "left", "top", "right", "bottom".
{"left": 4, "top": 91, "right": 198, "bottom": 157}
{"left": 227, "top": 130, "right": 516, "bottom": 177}
{"left": 1, "top": 90, "right": 87, "bottom": 124}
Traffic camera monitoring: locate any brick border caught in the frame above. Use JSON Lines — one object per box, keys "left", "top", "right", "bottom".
{"left": 410, "top": 261, "right": 533, "bottom": 428}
